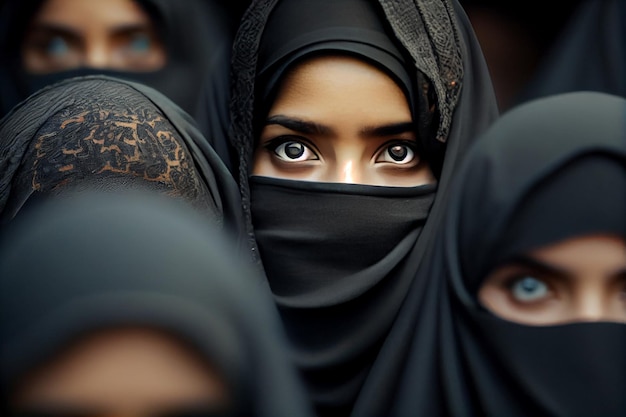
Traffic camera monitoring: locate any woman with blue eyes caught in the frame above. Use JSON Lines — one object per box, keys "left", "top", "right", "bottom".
{"left": 20, "top": 0, "right": 166, "bottom": 74}
{"left": 389, "top": 91, "right": 626, "bottom": 416}
{"left": 228, "top": 0, "right": 498, "bottom": 415}
{"left": 0, "top": 0, "right": 233, "bottom": 126}
{"left": 479, "top": 235, "right": 626, "bottom": 325}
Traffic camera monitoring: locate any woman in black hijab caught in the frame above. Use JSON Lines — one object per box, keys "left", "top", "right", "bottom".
{"left": 227, "top": 0, "right": 498, "bottom": 415}
{"left": 0, "top": 0, "right": 233, "bottom": 130}
{"left": 0, "top": 75, "right": 244, "bottom": 242}
{"left": 0, "top": 190, "right": 315, "bottom": 417}
{"left": 391, "top": 91, "right": 626, "bottom": 416}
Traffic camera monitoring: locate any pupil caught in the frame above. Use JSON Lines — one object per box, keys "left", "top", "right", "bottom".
{"left": 520, "top": 278, "right": 539, "bottom": 292}
{"left": 388, "top": 145, "right": 408, "bottom": 161}
{"left": 48, "top": 37, "right": 69, "bottom": 55}
{"left": 285, "top": 143, "right": 305, "bottom": 159}
{"left": 131, "top": 34, "right": 151, "bottom": 52}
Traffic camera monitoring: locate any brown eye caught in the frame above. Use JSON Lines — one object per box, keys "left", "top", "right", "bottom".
{"left": 284, "top": 142, "right": 305, "bottom": 159}
{"left": 376, "top": 141, "right": 417, "bottom": 165}
{"left": 388, "top": 144, "right": 408, "bottom": 161}
{"left": 266, "top": 138, "right": 319, "bottom": 162}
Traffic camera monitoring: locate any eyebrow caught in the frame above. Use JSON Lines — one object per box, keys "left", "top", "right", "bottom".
{"left": 28, "top": 24, "right": 82, "bottom": 42}
{"left": 359, "top": 122, "right": 415, "bottom": 137}
{"left": 502, "top": 254, "right": 626, "bottom": 281}
{"left": 265, "top": 116, "right": 415, "bottom": 138}
{"left": 265, "top": 115, "right": 333, "bottom": 136}
{"left": 108, "top": 23, "right": 156, "bottom": 37}
{"left": 30, "top": 22, "right": 154, "bottom": 39}
{"left": 500, "top": 255, "right": 571, "bottom": 279}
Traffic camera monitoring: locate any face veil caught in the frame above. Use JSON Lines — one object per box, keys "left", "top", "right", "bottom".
{"left": 228, "top": 0, "right": 499, "bottom": 416}
{"left": 395, "top": 92, "right": 626, "bottom": 417}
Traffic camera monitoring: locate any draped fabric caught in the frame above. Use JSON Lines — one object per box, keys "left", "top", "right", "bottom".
{"left": 251, "top": 178, "right": 436, "bottom": 299}
{"left": 517, "top": 0, "right": 626, "bottom": 103}
{"left": 0, "top": 191, "right": 315, "bottom": 417}
{"left": 228, "top": 1, "right": 498, "bottom": 415}
{"left": 392, "top": 92, "right": 626, "bottom": 416}
{"left": 0, "top": 0, "right": 233, "bottom": 129}
{"left": 0, "top": 75, "right": 245, "bottom": 246}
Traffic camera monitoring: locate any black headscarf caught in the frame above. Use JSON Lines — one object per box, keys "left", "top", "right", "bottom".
{"left": 516, "top": 0, "right": 626, "bottom": 104}
{"left": 0, "top": 0, "right": 233, "bottom": 127}
{"left": 0, "top": 75, "right": 245, "bottom": 244}
{"left": 391, "top": 91, "right": 626, "bottom": 416}
{"left": 228, "top": 1, "right": 498, "bottom": 415}
{"left": 0, "top": 191, "right": 315, "bottom": 417}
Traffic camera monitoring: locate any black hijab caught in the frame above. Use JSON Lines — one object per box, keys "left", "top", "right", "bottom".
{"left": 516, "top": 0, "right": 626, "bottom": 104}
{"left": 0, "top": 75, "right": 244, "bottom": 244}
{"left": 0, "top": 0, "right": 233, "bottom": 126}
{"left": 228, "top": 1, "right": 498, "bottom": 415}
{"left": 0, "top": 191, "right": 315, "bottom": 417}
{"left": 392, "top": 91, "right": 626, "bottom": 416}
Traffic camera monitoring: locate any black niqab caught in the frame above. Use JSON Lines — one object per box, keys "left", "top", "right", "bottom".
{"left": 228, "top": 0, "right": 498, "bottom": 415}
{"left": 393, "top": 91, "right": 626, "bottom": 416}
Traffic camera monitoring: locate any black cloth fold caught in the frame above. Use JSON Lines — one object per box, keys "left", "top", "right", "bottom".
{"left": 0, "top": 191, "right": 315, "bottom": 417}
{"left": 251, "top": 177, "right": 435, "bottom": 302}
{"left": 228, "top": 1, "right": 499, "bottom": 415}
{"left": 255, "top": 0, "right": 416, "bottom": 119}
{"left": 517, "top": 0, "right": 626, "bottom": 103}
{"left": 0, "top": 75, "right": 245, "bottom": 247}
{"left": 0, "top": 0, "right": 233, "bottom": 129}
{"left": 392, "top": 91, "right": 626, "bottom": 416}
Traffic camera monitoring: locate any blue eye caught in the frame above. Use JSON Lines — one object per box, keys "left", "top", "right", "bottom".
{"left": 46, "top": 36, "right": 70, "bottom": 56}
{"left": 129, "top": 34, "right": 151, "bottom": 52}
{"left": 510, "top": 277, "right": 550, "bottom": 302}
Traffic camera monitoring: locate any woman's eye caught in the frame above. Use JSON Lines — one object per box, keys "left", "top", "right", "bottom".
{"left": 269, "top": 140, "right": 318, "bottom": 162}
{"left": 509, "top": 276, "right": 550, "bottom": 302}
{"left": 127, "top": 33, "right": 152, "bottom": 53}
{"left": 376, "top": 142, "right": 417, "bottom": 165}
{"left": 45, "top": 36, "right": 70, "bottom": 56}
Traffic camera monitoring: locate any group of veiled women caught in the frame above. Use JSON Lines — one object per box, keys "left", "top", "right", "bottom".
{"left": 0, "top": 0, "right": 624, "bottom": 417}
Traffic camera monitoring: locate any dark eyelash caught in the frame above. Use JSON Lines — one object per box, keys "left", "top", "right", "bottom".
{"left": 263, "top": 135, "right": 319, "bottom": 154}
{"left": 376, "top": 139, "right": 418, "bottom": 154}
{"left": 501, "top": 272, "right": 549, "bottom": 292}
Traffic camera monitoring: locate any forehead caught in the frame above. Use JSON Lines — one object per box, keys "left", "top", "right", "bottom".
{"left": 529, "top": 235, "right": 626, "bottom": 273}
{"left": 271, "top": 55, "right": 411, "bottom": 119}
{"left": 281, "top": 54, "right": 401, "bottom": 91}
{"left": 31, "top": 0, "right": 152, "bottom": 27}
{"left": 11, "top": 327, "right": 229, "bottom": 411}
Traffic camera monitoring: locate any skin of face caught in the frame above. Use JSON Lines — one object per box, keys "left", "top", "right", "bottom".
{"left": 253, "top": 55, "right": 435, "bottom": 187}
{"left": 21, "top": 0, "right": 166, "bottom": 73}
{"left": 479, "top": 234, "right": 626, "bottom": 325}
{"left": 11, "top": 327, "right": 231, "bottom": 417}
